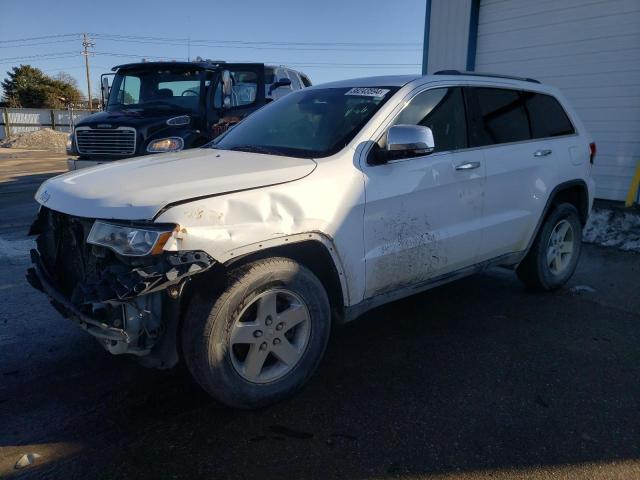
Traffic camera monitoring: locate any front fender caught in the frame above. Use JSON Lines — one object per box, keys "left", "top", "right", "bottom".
{"left": 154, "top": 155, "right": 366, "bottom": 307}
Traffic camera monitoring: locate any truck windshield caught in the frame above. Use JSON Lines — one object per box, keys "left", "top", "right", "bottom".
{"left": 213, "top": 86, "right": 398, "bottom": 158}
{"left": 107, "top": 67, "right": 204, "bottom": 113}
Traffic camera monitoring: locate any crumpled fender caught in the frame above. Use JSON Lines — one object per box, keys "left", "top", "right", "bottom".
{"left": 154, "top": 158, "right": 367, "bottom": 306}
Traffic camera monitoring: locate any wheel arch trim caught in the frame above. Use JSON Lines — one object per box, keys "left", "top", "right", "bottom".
{"left": 525, "top": 179, "right": 589, "bottom": 255}
{"left": 222, "top": 232, "right": 350, "bottom": 306}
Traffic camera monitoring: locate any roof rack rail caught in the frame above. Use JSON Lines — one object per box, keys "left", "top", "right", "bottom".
{"left": 433, "top": 70, "right": 541, "bottom": 84}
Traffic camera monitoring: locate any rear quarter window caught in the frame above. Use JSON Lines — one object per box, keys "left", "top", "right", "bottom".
{"left": 523, "top": 92, "right": 575, "bottom": 138}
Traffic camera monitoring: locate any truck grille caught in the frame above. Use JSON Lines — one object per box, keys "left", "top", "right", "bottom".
{"left": 75, "top": 127, "right": 136, "bottom": 156}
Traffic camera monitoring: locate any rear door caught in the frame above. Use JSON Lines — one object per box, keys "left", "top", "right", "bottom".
{"left": 465, "top": 87, "right": 536, "bottom": 259}
{"left": 465, "top": 86, "right": 569, "bottom": 260}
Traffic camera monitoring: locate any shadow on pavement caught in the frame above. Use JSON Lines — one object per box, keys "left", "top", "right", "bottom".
{"left": 1, "top": 249, "right": 639, "bottom": 479}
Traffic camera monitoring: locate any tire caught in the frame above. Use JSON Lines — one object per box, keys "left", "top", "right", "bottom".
{"left": 182, "top": 257, "right": 331, "bottom": 409}
{"left": 517, "top": 202, "right": 582, "bottom": 291}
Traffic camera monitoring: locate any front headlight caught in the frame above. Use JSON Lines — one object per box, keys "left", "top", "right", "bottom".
{"left": 87, "top": 221, "right": 177, "bottom": 256}
{"left": 146, "top": 137, "right": 184, "bottom": 153}
{"left": 66, "top": 134, "right": 73, "bottom": 154}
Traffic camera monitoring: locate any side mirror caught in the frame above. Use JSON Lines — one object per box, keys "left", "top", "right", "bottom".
{"left": 371, "top": 125, "right": 435, "bottom": 165}
{"left": 221, "top": 70, "right": 233, "bottom": 108}
{"left": 101, "top": 77, "right": 110, "bottom": 107}
{"left": 268, "top": 77, "right": 292, "bottom": 94}
{"left": 387, "top": 124, "right": 435, "bottom": 153}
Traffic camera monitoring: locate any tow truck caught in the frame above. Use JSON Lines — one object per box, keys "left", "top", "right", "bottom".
{"left": 67, "top": 61, "right": 311, "bottom": 169}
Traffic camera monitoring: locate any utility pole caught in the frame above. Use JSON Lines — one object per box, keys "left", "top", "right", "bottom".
{"left": 82, "top": 33, "right": 95, "bottom": 110}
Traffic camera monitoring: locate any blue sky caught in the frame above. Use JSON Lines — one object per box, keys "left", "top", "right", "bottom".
{"left": 0, "top": 0, "right": 427, "bottom": 98}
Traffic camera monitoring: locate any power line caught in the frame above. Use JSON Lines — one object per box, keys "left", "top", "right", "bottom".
{"left": 0, "top": 51, "right": 78, "bottom": 62}
{"left": 0, "top": 32, "right": 421, "bottom": 49}
{"left": 91, "top": 51, "right": 420, "bottom": 66}
{"left": 0, "top": 39, "right": 79, "bottom": 49}
{"left": 90, "top": 32, "right": 422, "bottom": 48}
{"left": 0, "top": 50, "right": 421, "bottom": 68}
{"left": 0, "top": 56, "right": 78, "bottom": 66}
{"left": 0, "top": 33, "right": 80, "bottom": 44}
{"left": 88, "top": 35, "right": 421, "bottom": 52}
{"left": 0, "top": 55, "right": 78, "bottom": 66}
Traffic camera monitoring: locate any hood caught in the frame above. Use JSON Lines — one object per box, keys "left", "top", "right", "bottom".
{"left": 36, "top": 149, "right": 317, "bottom": 220}
{"left": 76, "top": 109, "right": 178, "bottom": 129}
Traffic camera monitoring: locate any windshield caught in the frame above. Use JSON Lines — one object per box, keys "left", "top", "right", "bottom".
{"left": 107, "top": 67, "right": 204, "bottom": 113}
{"left": 213, "top": 86, "right": 398, "bottom": 158}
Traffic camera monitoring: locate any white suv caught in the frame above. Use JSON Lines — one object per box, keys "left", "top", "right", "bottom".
{"left": 28, "top": 71, "right": 595, "bottom": 408}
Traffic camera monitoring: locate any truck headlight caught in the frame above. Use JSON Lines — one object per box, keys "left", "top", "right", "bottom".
{"left": 146, "top": 137, "right": 184, "bottom": 153}
{"left": 87, "top": 221, "right": 177, "bottom": 256}
{"left": 66, "top": 134, "right": 73, "bottom": 154}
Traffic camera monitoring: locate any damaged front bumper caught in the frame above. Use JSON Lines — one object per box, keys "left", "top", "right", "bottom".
{"left": 27, "top": 255, "right": 131, "bottom": 344}
{"left": 27, "top": 245, "right": 214, "bottom": 368}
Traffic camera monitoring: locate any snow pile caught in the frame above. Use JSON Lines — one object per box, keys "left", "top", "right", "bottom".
{"left": 1, "top": 128, "right": 68, "bottom": 153}
{"left": 583, "top": 208, "right": 640, "bottom": 253}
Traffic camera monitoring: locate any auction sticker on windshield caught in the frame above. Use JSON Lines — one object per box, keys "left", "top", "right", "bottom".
{"left": 345, "top": 87, "right": 390, "bottom": 98}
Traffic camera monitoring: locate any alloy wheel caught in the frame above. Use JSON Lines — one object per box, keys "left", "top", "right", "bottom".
{"left": 229, "top": 289, "right": 311, "bottom": 384}
{"left": 546, "top": 219, "right": 575, "bottom": 275}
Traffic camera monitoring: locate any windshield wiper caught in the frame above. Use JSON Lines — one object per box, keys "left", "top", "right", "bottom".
{"left": 228, "top": 145, "right": 281, "bottom": 155}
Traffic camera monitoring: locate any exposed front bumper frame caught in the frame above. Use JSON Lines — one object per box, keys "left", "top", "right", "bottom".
{"left": 26, "top": 247, "right": 215, "bottom": 366}
{"left": 27, "top": 252, "right": 130, "bottom": 343}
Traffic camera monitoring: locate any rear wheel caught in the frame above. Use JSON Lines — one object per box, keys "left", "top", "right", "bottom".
{"left": 182, "top": 257, "right": 331, "bottom": 409}
{"left": 517, "top": 203, "right": 582, "bottom": 290}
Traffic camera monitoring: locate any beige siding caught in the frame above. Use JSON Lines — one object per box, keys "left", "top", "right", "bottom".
{"left": 475, "top": 0, "right": 640, "bottom": 201}
{"left": 427, "top": 0, "right": 473, "bottom": 73}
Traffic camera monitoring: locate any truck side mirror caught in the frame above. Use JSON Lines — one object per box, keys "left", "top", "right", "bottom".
{"left": 101, "top": 77, "right": 110, "bottom": 107}
{"left": 268, "top": 78, "right": 292, "bottom": 94}
{"left": 221, "top": 70, "right": 233, "bottom": 108}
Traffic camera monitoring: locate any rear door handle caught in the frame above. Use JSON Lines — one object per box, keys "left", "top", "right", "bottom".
{"left": 534, "top": 149, "right": 552, "bottom": 157}
{"left": 455, "top": 161, "right": 481, "bottom": 171}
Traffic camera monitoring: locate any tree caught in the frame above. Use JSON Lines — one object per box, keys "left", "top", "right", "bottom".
{"left": 1, "top": 65, "right": 82, "bottom": 108}
{"left": 54, "top": 71, "right": 79, "bottom": 89}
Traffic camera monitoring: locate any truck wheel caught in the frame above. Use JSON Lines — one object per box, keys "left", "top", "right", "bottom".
{"left": 517, "top": 202, "right": 582, "bottom": 290}
{"left": 182, "top": 257, "right": 331, "bottom": 409}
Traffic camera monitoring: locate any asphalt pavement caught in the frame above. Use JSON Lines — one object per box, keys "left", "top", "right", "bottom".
{"left": 1, "top": 149, "right": 639, "bottom": 480}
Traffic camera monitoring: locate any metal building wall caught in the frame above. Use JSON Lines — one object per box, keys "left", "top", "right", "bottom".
{"left": 426, "top": 0, "right": 640, "bottom": 201}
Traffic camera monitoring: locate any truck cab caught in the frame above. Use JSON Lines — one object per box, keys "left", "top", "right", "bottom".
{"left": 67, "top": 61, "right": 310, "bottom": 170}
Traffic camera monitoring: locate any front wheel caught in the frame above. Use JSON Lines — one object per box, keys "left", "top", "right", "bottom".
{"left": 517, "top": 203, "right": 583, "bottom": 290}
{"left": 182, "top": 257, "right": 331, "bottom": 409}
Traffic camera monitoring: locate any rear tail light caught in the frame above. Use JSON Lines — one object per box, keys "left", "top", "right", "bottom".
{"left": 589, "top": 142, "right": 596, "bottom": 164}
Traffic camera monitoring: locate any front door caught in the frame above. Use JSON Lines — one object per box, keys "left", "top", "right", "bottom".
{"left": 362, "top": 87, "right": 485, "bottom": 298}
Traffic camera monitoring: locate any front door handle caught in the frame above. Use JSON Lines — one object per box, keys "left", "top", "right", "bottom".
{"left": 455, "top": 161, "right": 481, "bottom": 171}
{"left": 534, "top": 149, "right": 552, "bottom": 157}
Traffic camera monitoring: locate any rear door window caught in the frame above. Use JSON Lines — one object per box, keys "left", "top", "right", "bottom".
{"left": 523, "top": 92, "right": 575, "bottom": 138}
{"left": 387, "top": 87, "right": 467, "bottom": 152}
{"left": 466, "top": 87, "right": 530, "bottom": 147}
